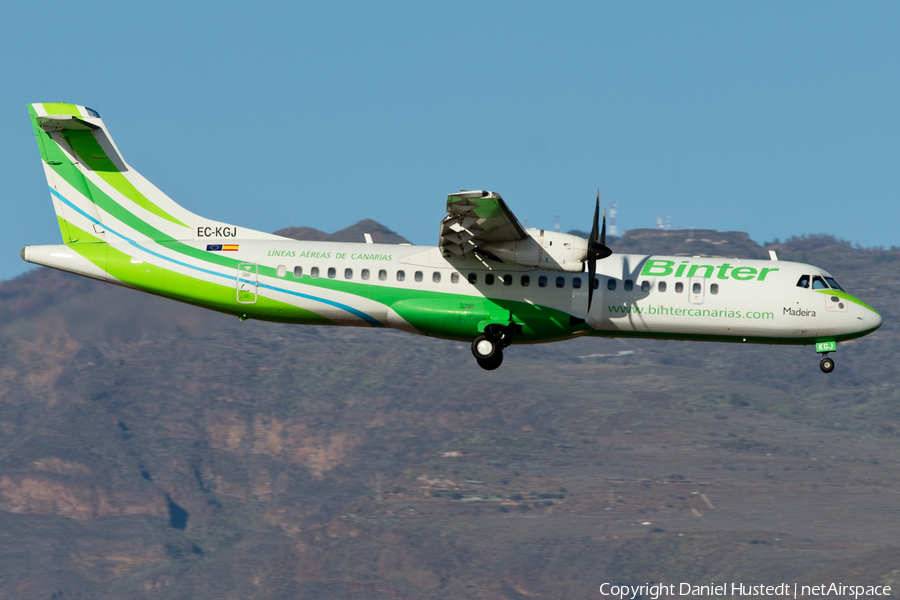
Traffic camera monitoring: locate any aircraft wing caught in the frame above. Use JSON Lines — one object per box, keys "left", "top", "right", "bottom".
{"left": 439, "top": 190, "right": 528, "bottom": 257}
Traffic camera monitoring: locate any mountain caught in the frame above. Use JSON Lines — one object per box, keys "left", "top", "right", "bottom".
{"left": 274, "top": 219, "right": 410, "bottom": 244}
{"left": 0, "top": 226, "right": 897, "bottom": 599}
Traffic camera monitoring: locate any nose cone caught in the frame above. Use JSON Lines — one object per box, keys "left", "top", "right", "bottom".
{"left": 869, "top": 308, "right": 883, "bottom": 331}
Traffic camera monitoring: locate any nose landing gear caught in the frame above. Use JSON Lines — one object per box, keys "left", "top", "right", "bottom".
{"left": 472, "top": 325, "right": 512, "bottom": 370}
{"left": 815, "top": 341, "right": 836, "bottom": 373}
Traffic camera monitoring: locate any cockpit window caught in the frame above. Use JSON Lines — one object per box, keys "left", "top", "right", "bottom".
{"left": 811, "top": 276, "right": 828, "bottom": 290}
{"left": 824, "top": 277, "right": 844, "bottom": 291}
{"left": 85, "top": 107, "right": 101, "bottom": 118}
{"left": 796, "top": 275, "right": 810, "bottom": 288}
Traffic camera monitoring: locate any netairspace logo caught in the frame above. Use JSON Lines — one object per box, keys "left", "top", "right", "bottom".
{"left": 598, "top": 582, "right": 892, "bottom": 599}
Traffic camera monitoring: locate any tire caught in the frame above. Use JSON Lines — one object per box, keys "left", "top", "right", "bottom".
{"left": 820, "top": 357, "right": 835, "bottom": 373}
{"left": 477, "top": 350, "right": 504, "bottom": 370}
{"left": 472, "top": 334, "right": 498, "bottom": 360}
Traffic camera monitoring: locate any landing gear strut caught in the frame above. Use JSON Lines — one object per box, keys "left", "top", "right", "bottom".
{"left": 819, "top": 355, "right": 835, "bottom": 373}
{"left": 472, "top": 325, "right": 512, "bottom": 370}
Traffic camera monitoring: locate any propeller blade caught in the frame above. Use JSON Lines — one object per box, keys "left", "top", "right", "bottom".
{"left": 590, "top": 190, "right": 600, "bottom": 246}
{"left": 600, "top": 207, "right": 607, "bottom": 248}
{"left": 586, "top": 190, "right": 613, "bottom": 312}
{"left": 587, "top": 257, "right": 596, "bottom": 311}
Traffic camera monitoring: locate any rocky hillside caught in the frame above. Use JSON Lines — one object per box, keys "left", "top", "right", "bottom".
{"left": 274, "top": 219, "right": 409, "bottom": 244}
{"left": 0, "top": 227, "right": 897, "bottom": 599}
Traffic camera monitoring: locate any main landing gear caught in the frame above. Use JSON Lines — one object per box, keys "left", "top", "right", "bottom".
{"left": 819, "top": 355, "right": 835, "bottom": 373}
{"left": 472, "top": 325, "right": 513, "bottom": 370}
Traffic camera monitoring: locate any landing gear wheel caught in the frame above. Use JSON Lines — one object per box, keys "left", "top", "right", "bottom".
{"left": 476, "top": 350, "right": 504, "bottom": 371}
{"left": 472, "top": 334, "right": 499, "bottom": 361}
{"left": 820, "top": 356, "right": 835, "bottom": 373}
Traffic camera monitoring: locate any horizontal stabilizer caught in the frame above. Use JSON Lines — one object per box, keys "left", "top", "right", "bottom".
{"left": 37, "top": 115, "right": 99, "bottom": 132}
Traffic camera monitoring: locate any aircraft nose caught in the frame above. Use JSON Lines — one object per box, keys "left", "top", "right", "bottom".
{"left": 870, "top": 309, "right": 883, "bottom": 331}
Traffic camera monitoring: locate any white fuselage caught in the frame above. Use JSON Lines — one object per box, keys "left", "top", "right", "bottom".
{"left": 24, "top": 238, "right": 879, "bottom": 346}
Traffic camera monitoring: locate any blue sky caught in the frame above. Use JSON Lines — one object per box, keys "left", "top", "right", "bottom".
{"left": 2, "top": 1, "right": 898, "bottom": 281}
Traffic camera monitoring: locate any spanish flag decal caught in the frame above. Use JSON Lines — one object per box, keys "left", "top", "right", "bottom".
{"left": 206, "top": 244, "right": 240, "bottom": 252}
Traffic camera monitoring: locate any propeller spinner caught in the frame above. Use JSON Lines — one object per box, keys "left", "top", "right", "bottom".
{"left": 587, "top": 190, "right": 613, "bottom": 311}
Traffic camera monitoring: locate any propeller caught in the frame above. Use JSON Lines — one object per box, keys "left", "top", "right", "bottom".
{"left": 587, "top": 190, "right": 613, "bottom": 311}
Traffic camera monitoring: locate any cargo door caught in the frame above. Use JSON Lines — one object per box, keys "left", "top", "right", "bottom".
{"left": 237, "top": 263, "right": 258, "bottom": 304}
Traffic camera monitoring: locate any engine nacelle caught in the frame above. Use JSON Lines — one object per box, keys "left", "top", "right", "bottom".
{"left": 480, "top": 229, "right": 588, "bottom": 272}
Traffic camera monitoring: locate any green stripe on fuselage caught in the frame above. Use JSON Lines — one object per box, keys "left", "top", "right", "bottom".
{"left": 814, "top": 289, "right": 878, "bottom": 315}
{"left": 276, "top": 275, "right": 585, "bottom": 342}
{"left": 41, "top": 134, "right": 582, "bottom": 340}
{"left": 60, "top": 220, "right": 332, "bottom": 325}
{"left": 58, "top": 129, "right": 189, "bottom": 228}
{"left": 44, "top": 153, "right": 239, "bottom": 267}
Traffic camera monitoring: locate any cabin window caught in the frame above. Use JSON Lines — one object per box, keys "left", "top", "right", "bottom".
{"left": 502, "top": 274, "right": 513, "bottom": 286}
{"left": 415, "top": 271, "right": 423, "bottom": 282}
{"left": 310, "top": 267, "right": 319, "bottom": 278}
{"left": 796, "top": 275, "right": 810, "bottom": 288}
{"left": 607, "top": 279, "right": 616, "bottom": 291}
{"left": 521, "top": 275, "right": 530, "bottom": 287}
{"left": 692, "top": 282, "right": 702, "bottom": 294}
{"left": 812, "top": 276, "right": 828, "bottom": 290}
{"left": 593, "top": 277, "right": 599, "bottom": 290}
{"left": 824, "top": 277, "right": 843, "bottom": 291}
{"left": 361, "top": 269, "right": 370, "bottom": 280}
{"left": 468, "top": 273, "right": 477, "bottom": 284}
{"left": 485, "top": 274, "right": 495, "bottom": 285}
{"left": 710, "top": 283, "right": 719, "bottom": 294}
{"left": 327, "top": 267, "right": 336, "bottom": 279}
{"left": 675, "top": 282, "right": 683, "bottom": 293}
{"left": 276, "top": 265, "right": 287, "bottom": 278}
{"left": 640, "top": 281, "right": 650, "bottom": 292}
{"left": 433, "top": 272, "right": 441, "bottom": 283}
{"left": 658, "top": 281, "right": 666, "bottom": 292}
{"left": 378, "top": 269, "right": 387, "bottom": 281}
{"left": 397, "top": 270, "right": 405, "bottom": 281}
{"left": 451, "top": 272, "right": 459, "bottom": 283}
{"left": 572, "top": 277, "right": 582, "bottom": 289}
{"left": 556, "top": 276, "right": 565, "bottom": 288}
{"left": 538, "top": 276, "right": 548, "bottom": 288}
{"left": 293, "top": 266, "right": 303, "bottom": 278}
{"left": 624, "top": 280, "right": 634, "bottom": 291}
{"left": 344, "top": 268, "right": 353, "bottom": 279}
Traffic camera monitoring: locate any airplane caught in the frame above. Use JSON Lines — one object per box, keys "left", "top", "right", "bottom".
{"left": 21, "top": 103, "right": 882, "bottom": 372}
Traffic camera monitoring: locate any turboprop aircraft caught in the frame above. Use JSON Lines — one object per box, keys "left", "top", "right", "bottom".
{"left": 21, "top": 103, "right": 882, "bottom": 372}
